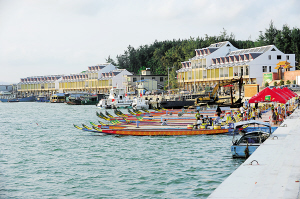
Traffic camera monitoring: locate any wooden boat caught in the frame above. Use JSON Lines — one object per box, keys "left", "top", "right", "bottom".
{"left": 74, "top": 123, "right": 228, "bottom": 136}
{"left": 100, "top": 128, "right": 228, "bottom": 136}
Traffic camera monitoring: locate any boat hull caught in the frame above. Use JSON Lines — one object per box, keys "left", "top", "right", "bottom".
{"left": 231, "top": 145, "right": 259, "bottom": 158}
{"left": 160, "top": 100, "right": 194, "bottom": 109}
{"left": 101, "top": 128, "right": 228, "bottom": 136}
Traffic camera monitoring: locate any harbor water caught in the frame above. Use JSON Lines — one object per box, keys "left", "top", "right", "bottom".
{"left": 0, "top": 102, "right": 244, "bottom": 198}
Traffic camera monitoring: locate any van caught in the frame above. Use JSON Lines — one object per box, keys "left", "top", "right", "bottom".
{"left": 289, "top": 84, "right": 300, "bottom": 91}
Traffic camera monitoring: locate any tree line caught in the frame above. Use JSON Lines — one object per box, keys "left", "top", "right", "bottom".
{"left": 106, "top": 21, "right": 300, "bottom": 89}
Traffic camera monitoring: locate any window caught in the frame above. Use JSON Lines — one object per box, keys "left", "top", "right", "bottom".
{"left": 286, "top": 55, "right": 289, "bottom": 60}
{"left": 133, "top": 78, "right": 137, "bottom": 82}
{"left": 152, "top": 77, "right": 155, "bottom": 80}
{"left": 141, "top": 77, "right": 144, "bottom": 80}
{"left": 269, "top": 66, "right": 271, "bottom": 72}
{"left": 262, "top": 66, "right": 267, "bottom": 72}
{"left": 277, "top": 55, "right": 281, "bottom": 60}
{"left": 160, "top": 77, "right": 163, "bottom": 82}
{"left": 268, "top": 55, "right": 271, "bottom": 60}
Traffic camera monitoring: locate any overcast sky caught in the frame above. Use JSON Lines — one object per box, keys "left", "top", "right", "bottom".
{"left": 0, "top": 0, "right": 299, "bottom": 84}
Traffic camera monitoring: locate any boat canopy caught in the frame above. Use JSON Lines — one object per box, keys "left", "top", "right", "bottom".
{"left": 234, "top": 120, "right": 271, "bottom": 129}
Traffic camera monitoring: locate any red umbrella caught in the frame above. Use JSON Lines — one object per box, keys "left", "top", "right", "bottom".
{"left": 223, "top": 84, "right": 234, "bottom": 87}
{"left": 249, "top": 87, "right": 288, "bottom": 104}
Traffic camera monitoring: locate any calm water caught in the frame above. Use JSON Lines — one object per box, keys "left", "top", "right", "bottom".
{"left": 0, "top": 103, "right": 244, "bottom": 198}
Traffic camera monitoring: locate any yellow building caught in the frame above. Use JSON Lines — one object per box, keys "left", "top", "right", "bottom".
{"left": 17, "top": 63, "right": 132, "bottom": 97}
{"left": 177, "top": 41, "right": 295, "bottom": 92}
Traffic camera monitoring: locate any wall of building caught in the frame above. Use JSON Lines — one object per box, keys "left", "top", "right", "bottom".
{"left": 283, "top": 70, "right": 300, "bottom": 82}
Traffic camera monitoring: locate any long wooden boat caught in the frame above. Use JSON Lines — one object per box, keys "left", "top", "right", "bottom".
{"left": 96, "top": 128, "right": 228, "bottom": 136}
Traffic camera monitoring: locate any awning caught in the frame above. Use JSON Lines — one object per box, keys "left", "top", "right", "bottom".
{"left": 272, "top": 88, "right": 291, "bottom": 100}
{"left": 282, "top": 87, "right": 298, "bottom": 97}
{"left": 249, "top": 87, "right": 288, "bottom": 104}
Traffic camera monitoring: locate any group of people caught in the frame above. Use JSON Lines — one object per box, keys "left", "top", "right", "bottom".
{"left": 194, "top": 110, "right": 214, "bottom": 129}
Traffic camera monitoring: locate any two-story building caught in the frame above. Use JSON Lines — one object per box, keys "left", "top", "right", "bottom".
{"left": 176, "top": 41, "right": 295, "bottom": 92}
{"left": 17, "top": 63, "right": 132, "bottom": 96}
{"left": 124, "top": 68, "right": 167, "bottom": 92}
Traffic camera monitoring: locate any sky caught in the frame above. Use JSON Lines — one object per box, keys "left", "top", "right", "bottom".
{"left": 0, "top": 0, "right": 299, "bottom": 84}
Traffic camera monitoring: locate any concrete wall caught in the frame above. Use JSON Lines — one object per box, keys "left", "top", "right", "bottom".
{"left": 283, "top": 70, "right": 300, "bottom": 82}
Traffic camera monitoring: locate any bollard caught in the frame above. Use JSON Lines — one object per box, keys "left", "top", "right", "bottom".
{"left": 136, "top": 121, "right": 139, "bottom": 128}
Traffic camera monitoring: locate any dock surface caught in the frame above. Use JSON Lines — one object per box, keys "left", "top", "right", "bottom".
{"left": 208, "top": 108, "right": 300, "bottom": 199}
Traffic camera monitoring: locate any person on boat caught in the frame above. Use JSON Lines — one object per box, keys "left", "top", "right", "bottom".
{"left": 195, "top": 110, "right": 200, "bottom": 119}
{"left": 161, "top": 119, "right": 167, "bottom": 126}
{"left": 240, "top": 106, "right": 244, "bottom": 116}
{"left": 195, "top": 115, "right": 203, "bottom": 129}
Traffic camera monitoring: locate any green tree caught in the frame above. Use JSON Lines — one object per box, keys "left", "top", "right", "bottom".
{"left": 264, "top": 20, "right": 278, "bottom": 45}
{"left": 274, "top": 81, "right": 278, "bottom": 87}
{"left": 286, "top": 80, "right": 291, "bottom": 85}
{"left": 106, "top": 55, "right": 116, "bottom": 65}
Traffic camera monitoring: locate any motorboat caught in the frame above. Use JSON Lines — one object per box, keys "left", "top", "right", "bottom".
{"left": 231, "top": 121, "right": 272, "bottom": 158}
{"left": 132, "top": 97, "right": 149, "bottom": 110}
{"left": 97, "top": 88, "right": 132, "bottom": 109}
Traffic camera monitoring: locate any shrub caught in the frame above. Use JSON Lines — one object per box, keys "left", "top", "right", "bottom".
{"left": 293, "top": 80, "right": 296, "bottom": 84}
{"left": 274, "top": 81, "right": 278, "bottom": 86}
{"left": 286, "top": 80, "right": 291, "bottom": 85}
{"left": 280, "top": 80, "right": 284, "bottom": 86}
{"left": 265, "top": 82, "right": 269, "bottom": 87}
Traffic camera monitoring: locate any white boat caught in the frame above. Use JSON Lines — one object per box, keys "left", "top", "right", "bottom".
{"left": 97, "top": 88, "right": 132, "bottom": 109}
{"left": 132, "top": 97, "right": 149, "bottom": 110}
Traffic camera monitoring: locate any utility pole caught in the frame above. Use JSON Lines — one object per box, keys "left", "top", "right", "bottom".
{"left": 194, "top": 63, "right": 196, "bottom": 94}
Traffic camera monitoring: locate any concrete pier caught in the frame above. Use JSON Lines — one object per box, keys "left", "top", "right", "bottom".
{"left": 208, "top": 108, "right": 300, "bottom": 199}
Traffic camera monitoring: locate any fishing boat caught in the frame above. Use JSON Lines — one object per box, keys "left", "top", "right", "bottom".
{"left": 231, "top": 121, "right": 272, "bottom": 158}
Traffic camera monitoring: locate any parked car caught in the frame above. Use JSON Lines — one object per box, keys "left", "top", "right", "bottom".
{"left": 288, "top": 84, "right": 300, "bottom": 92}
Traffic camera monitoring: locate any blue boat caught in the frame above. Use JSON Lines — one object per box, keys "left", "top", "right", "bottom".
{"left": 0, "top": 95, "right": 36, "bottom": 102}
{"left": 231, "top": 121, "right": 273, "bottom": 158}
{"left": 35, "top": 96, "right": 50, "bottom": 102}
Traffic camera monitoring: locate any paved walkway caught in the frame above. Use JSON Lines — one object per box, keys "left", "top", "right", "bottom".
{"left": 208, "top": 108, "right": 300, "bottom": 199}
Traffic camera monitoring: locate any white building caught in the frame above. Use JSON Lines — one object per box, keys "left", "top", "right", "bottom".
{"left": 177, "top": 41, "right": 295, "bottom": 91}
